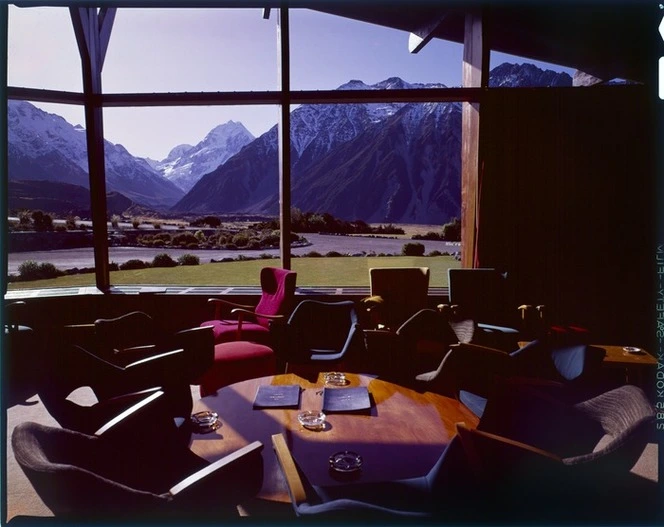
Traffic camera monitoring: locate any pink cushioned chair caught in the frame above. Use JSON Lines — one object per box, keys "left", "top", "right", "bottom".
{"left": 201, "top": 267, "right": 297, "bottom": 345}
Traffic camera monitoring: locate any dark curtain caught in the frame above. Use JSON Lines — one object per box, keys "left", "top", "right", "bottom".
{"left": 475, "top": 85, "right": 657, "bottom": 347}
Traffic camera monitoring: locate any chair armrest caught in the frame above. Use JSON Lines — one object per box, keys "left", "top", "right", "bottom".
{"left": 111, "top": 344, "right": 160, "bottom": 365}
{"left": 230, "top": 309, "right": 284, "bottom": 340}
{"left": 94, "top": 388, "right": 165, "bottom": 437}
{"left": 169, "top": 441, "right": 264, "bottom": 506}
{"left": 272, "top": 433, "right": 307, "bottom": 506}
{"left": 123, "top": 348, "right": 184, "bottom": 369}
{"left": 451, "top": 342, "right": 510, "bottom": 356}
{"left": 231, "top": 309, "right": 284, "bottom": 321}
{"left": 455, "top": 422, "right": 562, "bottom": 482}
{"left": 208, "top": 297, "right": 256, "bottom": 319}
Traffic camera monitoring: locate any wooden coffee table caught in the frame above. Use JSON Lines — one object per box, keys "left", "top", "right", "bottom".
{"left": 594, "top": 344, "right": 657, "bottom": 386}
{"left": 189, "top": 372, "right": 479, "bottom": 503}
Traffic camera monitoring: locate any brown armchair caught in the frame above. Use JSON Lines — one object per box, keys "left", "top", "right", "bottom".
{"left": 13, "top": 390, "right": 264, "bottom": 521}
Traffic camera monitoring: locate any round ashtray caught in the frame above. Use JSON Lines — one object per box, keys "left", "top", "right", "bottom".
{"left": 324, "top": 372, "right": 348, "bottom": 386}
{"left": 190, "top": 411, "right": 221, "bottom": 433}
{"left": 329, "top": 451, "right": 363, "bottom": 473}
{"left": 623, "top": 346, "right": 644, "bottom": 354}
{"left": 298, "top": 410, "right": 326, "bottom": 430}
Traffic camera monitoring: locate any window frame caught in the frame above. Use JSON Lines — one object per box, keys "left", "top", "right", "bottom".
{"left": 3, "top": 3, "right": 482, "bottom": 295}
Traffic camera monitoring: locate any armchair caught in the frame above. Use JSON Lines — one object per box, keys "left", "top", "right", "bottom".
{"left": 271, "top": 432, "right": 478, "bottom": 520}
{"left": 455, "top": 381, "right": 657, "bottom": 522}
{"left": 444, "top": 268, "right": 538, "bottom": 350}
{"left": 12, "top": 394, "right": 264, "bottom": 521}
{"left": 368, "top": 267, "right": 430, "bottom": 330}
{"left": 278, "top": 300, "right": 361, "bottom": 375}
{"left": 416, "top": 338, "right": 606, "bottom": 418}
{"left": 201, "top": 266, "right": 297, "bottom": 344}
{"left": 38, "top": 343, "right": 196, "bottom": 435}
{"left": 3, "top": 300, "right": 41, "bottom": 404}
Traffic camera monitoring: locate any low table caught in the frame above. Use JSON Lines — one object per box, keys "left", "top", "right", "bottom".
{"left": 189, "top": 372, "right": 479, "bottom": 504}
{"left": 595, "top": 344, "right": 657, "bottom": 386}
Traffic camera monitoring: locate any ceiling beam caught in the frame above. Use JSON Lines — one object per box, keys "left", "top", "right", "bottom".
{"left": 98, "top": 7, "right": 117, "bottom": 70}
{"left": 408, "top": 15, "right": 446, "bottom": 54}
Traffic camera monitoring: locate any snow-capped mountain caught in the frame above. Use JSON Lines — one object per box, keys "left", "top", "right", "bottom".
{"left": 173, "top": 63, "right": 571, "bottom": 223}
{"left": 154, "top": 121, "right": 254, "bottom": 192}
{"left": 488, "top": 62, "right": 572, "bottom": 87}
{"left": 7, "top": 100, "right": 184, "bottom": 209}
{"left": 7, "top": 63, "right": 573, "bottom": 223}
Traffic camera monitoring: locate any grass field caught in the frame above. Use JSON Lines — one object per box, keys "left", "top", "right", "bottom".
{"left": 7, "top": 256, "right": 460, "bottom": 290}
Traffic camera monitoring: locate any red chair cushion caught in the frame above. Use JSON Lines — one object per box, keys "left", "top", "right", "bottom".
{"left": 201, "top": 320, "right": 270, "bottom": 345}
{"left": 198, "top": 341, "right": 276, "bottom": 397}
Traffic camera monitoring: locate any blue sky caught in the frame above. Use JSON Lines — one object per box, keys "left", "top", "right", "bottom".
{"left": 8, "top": 6, "right": 574, "bottom": 161}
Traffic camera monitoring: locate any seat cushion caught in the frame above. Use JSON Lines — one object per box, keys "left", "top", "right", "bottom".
{"left": 201, "top": 320, "right": 270, "bottom": 345}
{"left": 198, "top": 342, "right": 276, "bottom": 397}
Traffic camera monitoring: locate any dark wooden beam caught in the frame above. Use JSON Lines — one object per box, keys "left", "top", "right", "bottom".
{"left": 1, "top": 3, "right": 8, "bottom": 296}
{"left": 460, "top": 10, "right": 488, "bottom": 269}
{"left": 408, "top": 15, "right": 446, "bottom": 54}
{"left": 98, "top": 7, "right": 116, "bottom": 70}
{"left": 6, "top": 87, "right": 86, "bottom": 105}
{"left": 7, "top": 86, "right": 481, "bottom": 108}
{"left": 277, "top": 6, "right": 291, "bottom": 270}
{"left": 70, "top": 7, "right": 113, "bottom": 291}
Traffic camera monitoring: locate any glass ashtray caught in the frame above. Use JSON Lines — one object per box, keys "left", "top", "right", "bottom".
{"left": 324, "top": 372, "right": 348, "bottom": 386}
{"left": 623, "top": 346, "right": 644, "bottom": 355}
{"left": 329, "top": 451, "right": 363, "bottom": 473}
{"left": 298, "top": 410, "right": 326, "bottom": 430}
{"left": 190, "top": 411, "right": 221, "bottom": 433}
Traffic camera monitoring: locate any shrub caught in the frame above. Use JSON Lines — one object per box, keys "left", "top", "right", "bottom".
{"left": 232, "top": 233, "right": 250, "bottom": 247}
{"left": 402, "top": 242, "right": 425, "bottom": 256}
{"left": 31, "top": 210, "right": 53, "bottom": 231}
{"left": 152, "top": 222, "right": 162, "bottom": 229}
{"left": 178, "top": 254, "right": 200, "bottom": 266}
{"left": 304, "top": 251, "right": 322, "bottom": 257}
{"left": 17, "top": 261, "right": 41, "bottom": 280}
{"left": 132, "top": 219, "right": 140, "bottom": 229}
{"left": 442, "top": 217, "right": 461, "bottom": 242}
{"left": 17, "top": 261, "right": 63, "bottom": 281}
{"left": 65, "top": 216, "right": 78, "bottom": 230}
{"left": 172, "top": 232, "right": 198, "bottom": 246}
{"left": 152, "top": 253, "right": 177, "bottom": 268}
{"left": 325, "top": 251, "right": 343, "bottom": 257}
{"left": 119, "top": 259, "right": 148, "bottom": 270}
{"left": 428, "top": 250, "right": 443, "bottom": 256}
{"left": 109, "top": 262, "right": 119, "bottom": 271}
{"left": 55, "top": 225, "right": 67, "bottom": 232}
{"left": 110, "top": 215, "right": 121, "bottom": 228}
{"left": 38, "top": 262, "right": 63, "bottom": 279}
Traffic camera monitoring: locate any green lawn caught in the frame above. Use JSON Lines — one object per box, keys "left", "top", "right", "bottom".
{"left": 7, "top": 256, "right": 460, "bottom": 290}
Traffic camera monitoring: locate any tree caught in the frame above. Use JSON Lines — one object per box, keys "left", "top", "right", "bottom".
{"left": 31, "top": 210, "right": 53, "bottom": 232}
{"left": 402, "top": 242, "right": 425, "bottom": 256}
{"left": 442, "top": 217, "right": 461, "bottom": 241}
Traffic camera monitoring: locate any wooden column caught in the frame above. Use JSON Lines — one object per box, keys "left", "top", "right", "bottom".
{"left": 1, "top": 3, "right": 8, "bottom": 296}
{"left": 70, "top": 7, "right": 115, "bottom": 291}
{"left": 277, "top": 7, "right": 292, "bottom": 270}
{"left": 460, "top": 11, "right": 488, "bottom": 268}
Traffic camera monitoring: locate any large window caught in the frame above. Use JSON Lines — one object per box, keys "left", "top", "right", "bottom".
{"left": 290, "top": 9, "right": 462, "bottom": 90}
{"left": 102, "top": 8, "right": 277, "bottom": 93}
{"left": 5, "top": 5, "right": 472, "bottom": 292}
{"left": 7, "top": 5, "right": 81, "bottom": 92}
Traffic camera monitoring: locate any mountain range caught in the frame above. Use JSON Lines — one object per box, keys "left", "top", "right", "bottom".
{"left": 7, "top": 62, "right": 572, "bottom": 224}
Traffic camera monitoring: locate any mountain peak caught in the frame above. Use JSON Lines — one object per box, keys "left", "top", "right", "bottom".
{"left": 489, "top": 62, "right": 572, "bottom": 87}
{"left": 337, "top": 79, "right": 371, "bottom": 90}
{"left": 374, "top": 77, "right": 411, "bottom": 90}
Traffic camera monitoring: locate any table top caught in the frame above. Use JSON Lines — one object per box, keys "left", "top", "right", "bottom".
{"left": 595, "top": 345, "right": 657, "bottom": 367}
{"left": 518, "top": 342, "right": 657, "bottom": 367}
{"left": 189, "top": 372, "right": 479, "bottom": 503}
